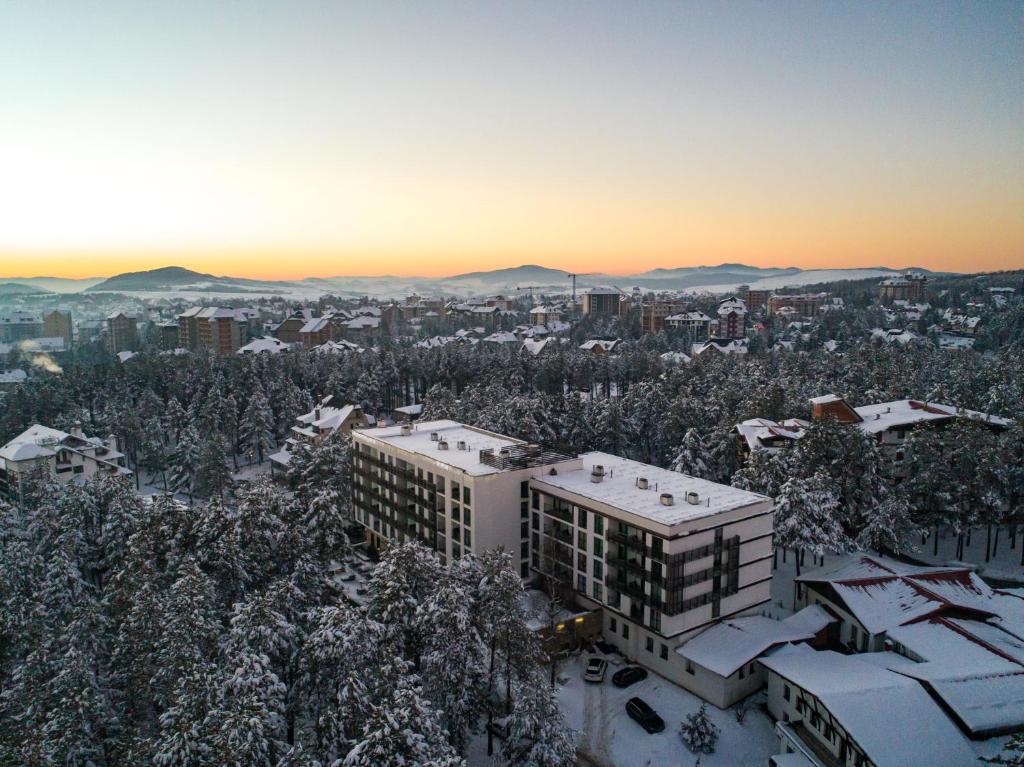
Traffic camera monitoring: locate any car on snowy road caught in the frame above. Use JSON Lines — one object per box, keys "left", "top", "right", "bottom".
{"left": 583, "top": 657, "right": 607, "bottom": 683}
{"left": 612, "top": 666, "right": 648, "bottom": 688}
{"left": 625, "top": 697, "right": 665, "bottom": 733}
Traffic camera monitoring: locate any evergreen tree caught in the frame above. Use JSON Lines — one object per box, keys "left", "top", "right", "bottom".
{"left": 774, "top": 471, "right": 854, "bottom": 575}
{"left": 242, "top": 384, "right": 276, "bottom": 464}
{"left": 680, "top": 703, "right": 719, "bottom": 754}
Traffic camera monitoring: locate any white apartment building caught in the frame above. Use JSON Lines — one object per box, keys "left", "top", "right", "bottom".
{"left": 528, "top": 452, "right": 773, "bottom": 696}
{"left": 351, "top": 421, "right": 775, "bottom": 702}
{"left": 351, "top": 420, "right": 581, "bottom": 578}
{"left": 0, "top": 424, "right": 130, "bottom": 500}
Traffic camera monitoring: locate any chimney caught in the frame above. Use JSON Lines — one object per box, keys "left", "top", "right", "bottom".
{"left": 70, "top": 421, "right": 84, "bottom": 439}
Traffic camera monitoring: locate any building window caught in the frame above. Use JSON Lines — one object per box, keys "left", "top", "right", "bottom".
{"left": 463, "top": 508, "right": 471, "bottom": 527}
{"left": 578, "top": 507, "right": 587, "bottom": 528}
{"left": 577, "top": 552, "right": 587, "bottom": 572}
{"left": 594, "top": 538, "right": 604, "bottom": 558}
{"left": 521, "top": 501, "right": 529, "bottom": 518}
{"left": 650, "top": 536, "right": 664, "bottom": 560}
{"left": 520, "top": 541, "right": 529, "bottom": 558}
{"left": 577, "top": 530, "right": 587, "bottom": 551}
{"left": 645, "top": 637, "right": 654, "bottom": 653}
{"left": 451, "top": 481, "right": 460, "bottom": 500}
{"left": 463, "top": 486, "right": 471, "bottom": 506}
{"left": 622, "top": 624, "right": 629, "bottom": 639}
{"left": 594, "top": 515, "right": 604, "bottom": 535}
{"left": 521, "top": 520, "right": 529, "bottom": 538}
{"left": 577, "top": 574, "right": 586, "bottom": 593}
{"left": 609, "top": 617, "right": 617, "bottom": 633}
{"left": 521, "top": 480, "right": 529, "bottom": 498}
{"left": 739, "top": 666, "right": 745, "bottom": 679}
{"left": 660, "top": 644, "right": 668, "bottom": 661}
{"left": 452, "top": 505, "right": 460, "bottom": 523}
{"left": 593, "top": 582, "right": 603, "bottom": 602}
{"left": 686, "top": 659, "right": 694, "bottom": 675}
{"left": 463, "top": 529, "right": 471, "bottom": 547}
{"left": 532, "top": 512, "right": 539, "bottom": 530}
{"left": 521, "top": 562, "right": 529, "bottom": 578}
{"left": 593, "top": 560, "right": 603, "bottom": 580}
{"left": 531, "top": 490, "right": 539, "bottom": 510}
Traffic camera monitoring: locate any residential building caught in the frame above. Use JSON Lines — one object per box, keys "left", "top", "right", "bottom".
{"left": 273, "top": 309, "right": 317, "bottom": 344}
{"left": 43, "top": 310, "right": 73, "bottom": 347}
{"left": 737, "top": 285, "right": 771, "bottom": 313}
{"left": 352, "top": 420, "right": 581, "bottom": 577}
{"left": 270, "top": 402, "right": 369, "bottom": 473}
{"left": 0, "top": 369, "right": 28, "bottom": 390}
{"left": 640, "top": 299, "right": 691, "bottom": 334}
{"left": 579, "top": 339, "right": 622, "bottom": 356}
{"left": 196, "top": 308, "right": 246, "bottom": 354}
{"left": 155, "top": 320, "right": 180, "bottom": 350}
{"left": 582, "top": 287, "right": 625, "bottom": 317}
{"left": 529, "top": 305, "right": 563, "bottom": 326}
{"left": 238, "top": 336, "right": 291, "bottom": 354}
{"left": 762, "top": 649, "right": 976, "bottom": 767}
{"left": 0, "top": 312, "right": 43, "bottom": 342}
{"left": 298, "top": 316, "right": 334, "bottom": 347}
{"left": 529, "top": 452, "right": 773, "bottom": 696}
{"left": 879, "top": 272, "right": 928, "bottom": 303}
{"left": 106, "top": 312, "right": 138, "bottom": 353}
{"left": 664, "top": 310, "right": 713, "bottom": 339}
{"left": 715, "top": 297, "right": 747, "bottom": 339}
{"left": 691, "top": 338, "right": 748, "bottom": 357}
{"left": 736, "top": 394, "right": 1011, "bottom": 470}
{"left": 0, "top": 423, "right": 130, "bottom": 499}
{"left": 767, "top": 293, "right": 826, "bottom": 318}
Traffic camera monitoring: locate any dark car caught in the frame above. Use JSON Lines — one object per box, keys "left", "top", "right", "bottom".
{"left": 625, "top": 697, "right": 665, "bottom": 733}
{"left": 612, "top": 666, "right": 648, "bottom": 688}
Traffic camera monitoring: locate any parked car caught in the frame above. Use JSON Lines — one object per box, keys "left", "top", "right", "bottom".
{"left": 584, "top": 657, "right": 608, "bottom": 683}
{"left": 612, "top": 666, "right": 648, "bottom": 688}
{"left": 626, "top": 697, "right": 665, "bottom": 733}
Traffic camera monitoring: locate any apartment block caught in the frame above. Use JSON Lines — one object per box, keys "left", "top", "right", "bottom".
{"left": 582, "top": 287, "right": 625, "bottom": 317}
{"left": 177, "top": 307, "right": 247, "bottom": 354}
{"left": 106, "top": 312, "right": 138, "bottom": 353}
{"left": 352, "top": 420, "right": 580, "bottom": 578}
{"left": 737, "top": 285, "right": 772, "bottom": 313}
{"left": 0, "top": 312, "right": 43, "bottom": 343}
{"left": 767, "top": 293, "right": 826, "bottom": 318}
{"left": 878, "top": 272, "right": 927, "bottom": 303}
{"left": 640, "top": 299, "right": 692, "bottom": 334}
{"left": 43, "top": 310, "right": 73, "bottom": 347}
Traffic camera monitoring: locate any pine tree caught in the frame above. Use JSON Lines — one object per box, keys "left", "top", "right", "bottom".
{"left": 670, "top": 428, "right": 712, "bottom": 478}
{"left": 680, "top": 703, "right": 719, "bottom": 754}
{"left": 502, "top": 673, "right": 576, "bottom": 767}
{"left": 242, "top": 384, "right": 276, "bottom": 464}
{"left": 774, "top": 471, "right": 854, "bottom": 576}
{"left": 287, "top": 432, "right": 353, "bottom": 562}
{"left": 857, "top": 492, "right": 918, "bottom": 555}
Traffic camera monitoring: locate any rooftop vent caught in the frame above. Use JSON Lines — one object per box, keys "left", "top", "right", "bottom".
{"left": 430, "top": 432, "right": 439, "bottom": 441}
{"left": 686, "top": 491, "right": 700, "bottom": 505}
{"left": 400, "top": 423, "right": 412, "bottom": 436}
{"left": 456, "top": 440, "right": 467, "bottom": 451}
{"left": 549, "top": 467, "right": 558, "bottom": 475}
{"left": 637, "top": 477, "right": 649, "bottom": 490}
{"left": 660, "top": 493, "right": 674, "bottom": 506}
{"left": 437, "top": 440, "right": 449, "bottom": 451}
{"left": 590, "top": 465, "right": 605, "bottom": 483}
{"left": 499, "top": 447, "right": 512, "bottom": 457}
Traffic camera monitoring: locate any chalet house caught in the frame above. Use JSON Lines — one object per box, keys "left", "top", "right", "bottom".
{"left": 691, "top": 338, "right": 748, "bottom": 357}
{"left": 273, "top": 309, "right": 317, "bottom": 344}
{"left": 238, "top": 336, "right": 291, "bottom": 354}
{"left": 761, "top": 649, "right": 976, "bottom": 767}
{"left": 579, "top": 339, "right": 621, "bottom": 356}
{"left": 0, "top": 424, "right": 130, "bottom": 499}
{"left": 529, "top": 305, "right": 563, "bottom": 326}
{"left": 269, "top": 402, "right": 369, "bottom": 473}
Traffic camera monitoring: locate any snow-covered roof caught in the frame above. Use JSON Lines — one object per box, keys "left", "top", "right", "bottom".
{"left": 759, "top": 650, "right": 976, "bottom": 767}
{"left": 482, "top": 331, "right": 518, "bottom": 345}
{"left": 393, "top": 404, "right": 423, "bottom": 416}
{"left": 238, "top": 336, "right": 291, "bottom": 354}
{"left": 691, "top": 338, "right": 748, "bottom": 356}
{"left": 579, "top": 339, "right": 620, "bottom": 352}
{"left": 116, "top": 350, "right": 137, "bottom": 362}
{"left": 852, "top": 399, "right": 1012, "bottom": 433}
{"left": 532, "top": 451, "right": 769, "bottom": 529}
{"left": 0, "top": 368, "right": 28, "bottom": 384}
{"left": 734, "top": 418, "right": 809, "bottom": 451}
{"left": 0, "top": 424, "right": 128, "bottom": 472}
{"left": 312, "top": 339, "right": 363, "bottom": 354}
{"left": 296, "top": 404, "right": 362, "bottom": 432}
{"left": 678, "top": 605, "right": 834, "bottom": 677}
{"left": 521, "top": 337, "right": 557, "bottom": 356}
{"left": 660, "top": 351, "right": 691, "bottom": 365}
{"left": 664, "top": 311, "right": 712, "bottom": 322}
{"left": 360, "top": 420, "right": 539, "bottom": 477}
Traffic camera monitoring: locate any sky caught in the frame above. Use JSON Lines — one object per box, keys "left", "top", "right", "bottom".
{"left": 0, "top": 1, "right": 1022, "bottom": 280}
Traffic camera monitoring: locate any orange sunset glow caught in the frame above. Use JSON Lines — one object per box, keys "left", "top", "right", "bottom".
{"left": 1, "top": 2, "right": 1022, "bottom": 280}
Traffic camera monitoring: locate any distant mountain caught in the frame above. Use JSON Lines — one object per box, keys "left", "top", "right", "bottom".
{"left": 86, "top": 266, "right": 300, "bottom": 294}
{"left": 0, "top": 282, "right": 51, "bottom": 295}
{"left": 446, "top": 264, "right": 571, "bottom": 283}
{"left": 0, "top": 276, "right": 105, "bottom": 293}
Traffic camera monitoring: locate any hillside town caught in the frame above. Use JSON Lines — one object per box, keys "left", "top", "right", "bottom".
{"left": 1, "top": 265, "right": 1023, "bottom": 766}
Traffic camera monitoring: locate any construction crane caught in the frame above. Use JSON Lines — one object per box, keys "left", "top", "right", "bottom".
{"left": 515, "top": 285, "right": 542, "bottom": 309}
{"left": 567, "top": 273, "right": 594, "bottom": 302}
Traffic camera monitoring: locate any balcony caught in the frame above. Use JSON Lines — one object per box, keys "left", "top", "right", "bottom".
{"left": 546, "top": 505, "right": 573, "bottom": 524}
{"left": 608, "top": 530, "right": 645, "bottom": 549}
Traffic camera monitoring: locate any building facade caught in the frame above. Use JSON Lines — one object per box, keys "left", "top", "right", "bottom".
{"left": 640, "top": 300, "right": 691, "bottom": 334}
{"left": 0, "top": 312, "right": 43, "bottom": 343}
{"left": 879, "top": 272, "right": 927, "bottom": 303}
{"left": 582, "top": 287, "right": 624, "bottom": 317}
{"left": 43, "top": 310, "right": 73, "bottom": 347}
{"left": 767, "top": 293, "right": 826, "bottom": 318}
{"left": 106, "top": 312, "right": 138, "bottom": 353}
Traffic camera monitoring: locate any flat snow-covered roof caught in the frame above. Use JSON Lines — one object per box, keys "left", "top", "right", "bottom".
{"left": 532, "top": 451, "right": 768, "bottom": 527}
{"left": 358, "top": 419, "right": 532, "bottom": 476}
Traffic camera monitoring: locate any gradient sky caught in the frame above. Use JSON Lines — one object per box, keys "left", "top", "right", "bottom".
{"left": 1, "top": 1, "right": 1022, "bottom": 279}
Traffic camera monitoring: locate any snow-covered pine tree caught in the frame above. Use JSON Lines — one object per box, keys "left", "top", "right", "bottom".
{"left": 241, "top": 383, "right": 276, "bottom": 464}
{"left": 501, "top": 673, "right": 576, "bottom": 767}
{"left": 679, "top": 703, "right": 719, "bottom": 754}
{"left": 287, "top": 431, "right": 353, "bottom": 562}
{"left": 774, "top": 471, "right": 854, "bottom": 576}
{"left": 670, "top": 428, "right": 712, "bottom": 479}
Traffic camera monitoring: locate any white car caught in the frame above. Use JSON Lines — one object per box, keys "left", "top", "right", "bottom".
{"left": 584, "top": 657, "right": 608, "bottom": 683}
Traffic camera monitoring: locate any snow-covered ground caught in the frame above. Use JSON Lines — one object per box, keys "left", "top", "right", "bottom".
{"left": 900, "top": 525, "right": 1024, "bottom": 585}
{"left": 467, "top": 653, "right": 778, "bottom": 767}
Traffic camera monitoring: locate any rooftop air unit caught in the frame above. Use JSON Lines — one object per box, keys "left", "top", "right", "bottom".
{"left": 430, "top": 432, "right": 439, "bottom": 441}
{"left": 590, "top": 465, "right": 605, "bottom": 483}
{"left": 437, "top": 440, "right": 449, "bottom": 451}
{"left": 457, "top": 440, "right": 467, "bottom": 451}
{"left": 660, "top": 493, "right": 674, "bottom": 506}
{"left": 637, "top": 477, "right": 649, "bottom": 490}
{"left": 400, "top": 423, "right": 412, "bottom": 436}
{"left": 686, "top": 491, "right": 700, "bottom": 505}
